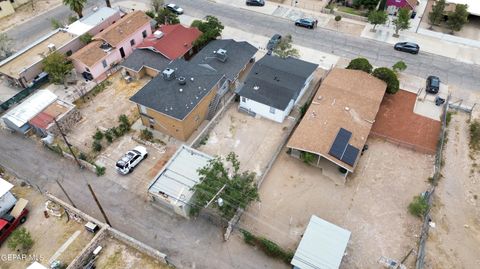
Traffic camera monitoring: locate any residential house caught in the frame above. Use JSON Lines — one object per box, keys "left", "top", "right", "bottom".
{"left": 291, "top": 215, "right": 351, "bottom": 269}
{"left": 287, "top": 68, "right": 386, "bottom": 179}
{"left": 137, "top": 24, "right": 202, "bottom": 60}
{"left": 190, "top": 39, "right": 258, "bottom": 90}
{"left": 386, "top": 0, "right": 418, "bottom": 14}
{"left": 0, "top": 0, "right": 30, "bottom": 19}
{"left": 0, "top": 7, "right": 120, "bottom": 88}
{"left": 129, "top": 60, "right": 224, "bottom": 141}
{"left": 121, "top": 24, "right": 201, "bottom": 79}
{"left": 148, "top": 145, "right": 213, "bottom": 218}
{"left": 70, "top": 10, "right": 152, "bottom": 81}
{"left": 237, "top": 55, "right": 318, "bottom": 123}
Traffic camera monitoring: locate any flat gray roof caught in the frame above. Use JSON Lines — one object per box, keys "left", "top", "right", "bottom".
{"left": 148, "top": 145, "right": 212, "bottom": 204}
{"left": 291, "top": 215, "right": 351, "bottom": 269}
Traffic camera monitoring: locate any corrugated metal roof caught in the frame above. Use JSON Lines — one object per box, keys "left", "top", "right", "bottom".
{"left": 1, "top": 90, "right": 57, "bottom": 128}
{"left": 65, "top": 7, "right": 120, "bottom": 36}
{"left": 291, "top": 215, "right": 351, "bottom": 269}
{"left": 148, "top": 145, "right": 212, "bottom": 204}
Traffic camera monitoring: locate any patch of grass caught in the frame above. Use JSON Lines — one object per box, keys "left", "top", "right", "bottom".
{"left": 95, "top": 165, "right": 106, "bottom": 176}
{"left": 408, "top": 195, "right": 429, "bottom": 218}
{"left": 300, "top": 151, "right": 316, "bottom": 164}
{"left": 446, "top": 111, "right": 455, "bottom": 126}
{"left": 199, "top": 135, "right": 209, "bottom": 146}
{"left": 240, "top": 229, "right": 294, "bottom": 264}
{"left": 469, "top": 120, "right": 480, "bottom": 151}
{"left": 337, "top": 6, "right": 367, "bottom": 16}
{"left": 92, "top": 140, "right": 102, "bottom": 152}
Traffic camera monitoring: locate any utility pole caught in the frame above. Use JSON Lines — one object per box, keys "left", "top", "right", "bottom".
{"left": 53, "top": 118, "right": 83, "bottom": 169}
{"left": 87, "top": 183, "right": 112, "bottom": 226}
{"left": 55, "top": 179, "right": 77, "bottom": 208}
{"left": 205, "top": 184, "right": 227, "bottom": 208}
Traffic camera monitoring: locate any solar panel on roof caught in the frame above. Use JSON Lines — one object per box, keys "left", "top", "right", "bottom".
{"left": 341, "top": 145, "right": 360, "bottom": 166}
{"left": 328, "top": 128, "right": 352, "bottom": 159}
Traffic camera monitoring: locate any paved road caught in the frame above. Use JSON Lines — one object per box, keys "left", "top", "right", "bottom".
{"left": 5, "top": 0, "right": 102, "bottom": 50}
{"left": 0, "top": 129, "right": 285, "bottom": 269}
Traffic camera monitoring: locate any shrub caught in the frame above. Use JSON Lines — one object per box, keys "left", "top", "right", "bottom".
{"left": 140, "top": 129, "right": 154, "bottom": 141}
{"left": 79, "top": 33, "right": 93, "bottom": 44}
{"left": 7, "top": 228, "right": 34, "bottom": 252}
{"left": 372, "top": 67, "right": 399, "bottom": 94}
{"left": 95, "top": 165, "right": 106, "bottom": 176}
{"left": 92, "top": 140, "right": 102, "bottom": 152}
{"left": 111, "top": 127, "right": 122, "bottom": 138}
{"left": 301, "top": 151, "right": 316, "bottom": 164}
{"left": 79, "top": 152, "right": 88, "bottom": 161}
{"left": 408, "top": 195, "right": 429, "bottom": 218}
{"left": 68, "top": 15, "right": 78, "bottom": 24}
{"left": 470, "top": 120, "right": 480, "bottom": 150}
{"left": 446, "top": 111, "right": 453, "bottom": 126}
{"left": 145, "top": 10, "right": 155, "bottom": 18}
{"left": 392, "top": 61, "right": 407, "bottom": 73}
{"left": 93, "top": 129, "right": 104, "bottom": 141}
{"left": 335, "top": 15, "right": 342, "bottom": 22}
{"left": 118, "top": 114, "right": 131, "bottom": 132}
{"left": 104, "top": 129, "right": 114, "bottom": 143}
{"left": 346, "top": 58, "right": 373, "bottom": 74}
{"left": 241, "top": 229, "right": 256, "bottom": 246}
{"left": 240, "top": 229, "right": 294, "bottom": 264}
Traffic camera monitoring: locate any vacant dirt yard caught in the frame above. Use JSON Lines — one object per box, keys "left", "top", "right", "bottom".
{"left": 94, "top": 237, "right": 170, "bottom": 269}
{"left": 197, "top": 105, "right": 294, "bottom": 177}
{"left": 0, "top": 0, "right": 62, "bottom": 33}
{"left": 241, "top": 138, "right": 434, "bottom": 268}
{"left": 0, "top": 177, "right": 93, "bottom": 269}
{"left": 68, "top": 72, "right": 149, "bottom": 154}
{"left": 425, "top": 112, "right": 480, "bottom": 269}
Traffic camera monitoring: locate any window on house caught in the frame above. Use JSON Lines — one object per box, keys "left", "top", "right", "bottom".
{"left": 102, "top": 60, "right": 107, "bottom": 68}
{"left": 241, "top": 97, "right": 246, "bottom": 103}
{"left": 130, "top": 39, "right": 135, "bottom": 46}
{"left": 85, "top": 67, "right": 90, "bottom": 72}
{"left": 269, "top": 107, "right": 275, "bottom": 114}
{"left": 142, "top": 30, "right": 147, "bottom": 38}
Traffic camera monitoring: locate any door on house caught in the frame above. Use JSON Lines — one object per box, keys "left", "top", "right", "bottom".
{"left": 120, "top": 47, "right": 125, "bottom": 58}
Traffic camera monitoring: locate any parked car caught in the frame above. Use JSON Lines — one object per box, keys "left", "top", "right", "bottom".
{"left": 426, "top": 75, "right": 440, "bottom": 94}
{"left": 246, "top": 0, "right": 265, "bottom": 6}
{"left": 267, "top": 34, "right": 282, "bottom": 51}
{"left": 394, "top": 42, "right": 420, "bottom": 54}
{"left": 116, "top": 146, "right": 148, "bottom": 175}
{"left": 295, "top": 18, "right": 315, "bottom": 29}
{"left": 0, "top": 202, "right": 28, "bottom": 246}
{"left": 166, "top": 3, "right": 184, "bottom": 15}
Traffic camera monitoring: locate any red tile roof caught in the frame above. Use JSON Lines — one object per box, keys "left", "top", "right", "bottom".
{"left": 137, "top": 24, "right": 201, "bottom": 60}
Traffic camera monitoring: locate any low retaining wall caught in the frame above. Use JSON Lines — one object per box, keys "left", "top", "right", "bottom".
{"left": 108, "top": 228, "right": 167, "bottom": 263}
{"left": 321, "top": 8, "right": 368, "bottom": 22}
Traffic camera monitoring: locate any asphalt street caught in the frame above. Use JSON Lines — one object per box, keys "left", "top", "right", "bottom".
{"left": 0, "top": 129, "right": 285, "bottom": 269}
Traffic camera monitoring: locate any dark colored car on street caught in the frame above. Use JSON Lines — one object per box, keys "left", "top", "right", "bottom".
{"left": 267, "top": 34, "right": 282, "bottom": 51}
{"left": 394, "top": 42, "right": 420, "bottom": 54}
{"left": 166, "top": 3, "right": 184, "bottom": 15}
{"left": 246, "top": 0, "right": 265, "bottom": 6}
{"left": 295, "top": 18, "right": 315, "bottom": 29}
{"left": 426, "top": 75, "right": 440, "bottom": 94}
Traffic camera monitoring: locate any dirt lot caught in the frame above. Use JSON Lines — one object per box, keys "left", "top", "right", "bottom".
{"left": 94, "top": 237, "right": 170, "bottom": 269}
{"left": 197, "top": 105, "right": 294, "bottom": 177}
{"left": 240, "top": 138, "right": 434, "bottom": 268}
{"left": 68, "top": 72, "right": 149, "bottom": 154}
{"left": 372, "top": 90, "right": 441, "bottom": 155}
{"left": 324, "top": 19, "right": 365, "bottom": 36}
{"left": 425, "top": 112, "right": 480, "bottom": 269}
{"left": 0, "top": 178, "right": 93, "bottom": 269}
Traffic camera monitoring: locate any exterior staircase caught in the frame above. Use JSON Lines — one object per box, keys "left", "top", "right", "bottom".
{"left": 207, "top": 78, "right": 229, "bottom": 120}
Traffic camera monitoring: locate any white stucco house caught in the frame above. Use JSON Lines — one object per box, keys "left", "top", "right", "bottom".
{"left": 237, "top": 55, "right": 318, "bottom": 123}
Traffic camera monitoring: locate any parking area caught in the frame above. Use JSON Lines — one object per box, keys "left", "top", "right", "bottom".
{"left": 68, "top": 72, "right": 150, "bottom": 154}
{"left": 240, "top": 138, "right": 434, "bottom": 268}
{"left": 0, "top": 178, "right": 94, "bottom": 269}
{"left": 197, "top": 105, "right": 295, "bottom": 177}
{"left": 371, "top": 90, "right": 442, "bottom": 155}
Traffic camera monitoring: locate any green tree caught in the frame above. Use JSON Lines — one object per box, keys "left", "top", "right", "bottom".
{"left": 191, "top": 16, "right": 224, "bottom": 48}
{"left": 447, "top": 4, "right": 469, "bottom": 34}
{"left": 408, "top": 195, "right": 429, "bottom": 218}
{"left": 392, "top": 60, "right": 407, "bottom": 73}
{"left": 393, "top": 8, "right": 411, "bottom": 36}
{"left": 353, "top": 0, "right": 380, "bottom": 10}
{"left": 0, "top": 33, "right": 13, "bottom": 59}
{"left": 63, "top": 0, "right": 87, "bottom": 18}
{"left": 79, "top": 33, "right": 93, "bottom": 44}
{"left": 151, "top": 0, "right": 164, "bottom": 14}
{"left": 43, "top": 52, "right": 73, "bottom": 84}
{"left": 51, "top": 18, "right": 64, "bottom": 29}
{"left": 191, "top": 152, "right": 259, "bottom": 219}
{"left": 428, "top": 0, "right": 446, "bottom": 29}
{"left": 7, "top": 228, "right": 34, "bottom": 253}
{"left": 156, "top": 8, "right": 180, "bottom": 25}
{"left": 346, "top": 57, "right": 373, "bottom": 73}
{"left": 368, "top": 10, "right": 388, "bottom": 31}
{"left": 372, "top": 67, "right": 399, "bottom": 94}
{"left": 273, "top": 34, "right": 299, "bottom": 59}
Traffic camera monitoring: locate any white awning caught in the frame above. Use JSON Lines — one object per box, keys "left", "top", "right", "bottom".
{"left": 0, "top": 177, "right": 14, "bottom": 198}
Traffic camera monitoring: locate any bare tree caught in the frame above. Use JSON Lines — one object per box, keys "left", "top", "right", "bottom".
{"left": 151, "top": 0, "right": 164, "bottom": 14}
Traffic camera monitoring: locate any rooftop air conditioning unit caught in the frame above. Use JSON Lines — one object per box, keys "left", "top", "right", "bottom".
{"left": 162, "top": 68, "right": 175, "bottom": 80}
{"left": 47, "top": 43, "right": 56, "bottom": 52}
{"left": 215, "top": 49, "right": 227, "bottom": 62}
{"left": 154, "top": 30, "right": 164, "bottom": 39}
{"left": 178, "top": 76, "right": 186, "bottom": 85}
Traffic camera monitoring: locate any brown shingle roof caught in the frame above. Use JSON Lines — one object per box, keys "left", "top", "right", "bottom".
{"left": 96, "top": 11, "right": 150, "bottom": 46}
{"left": 287, "top": 68, "right": 387, "bottom": 171}
{"left": 70, "top": 40, "right": 106, "bottom": 67}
